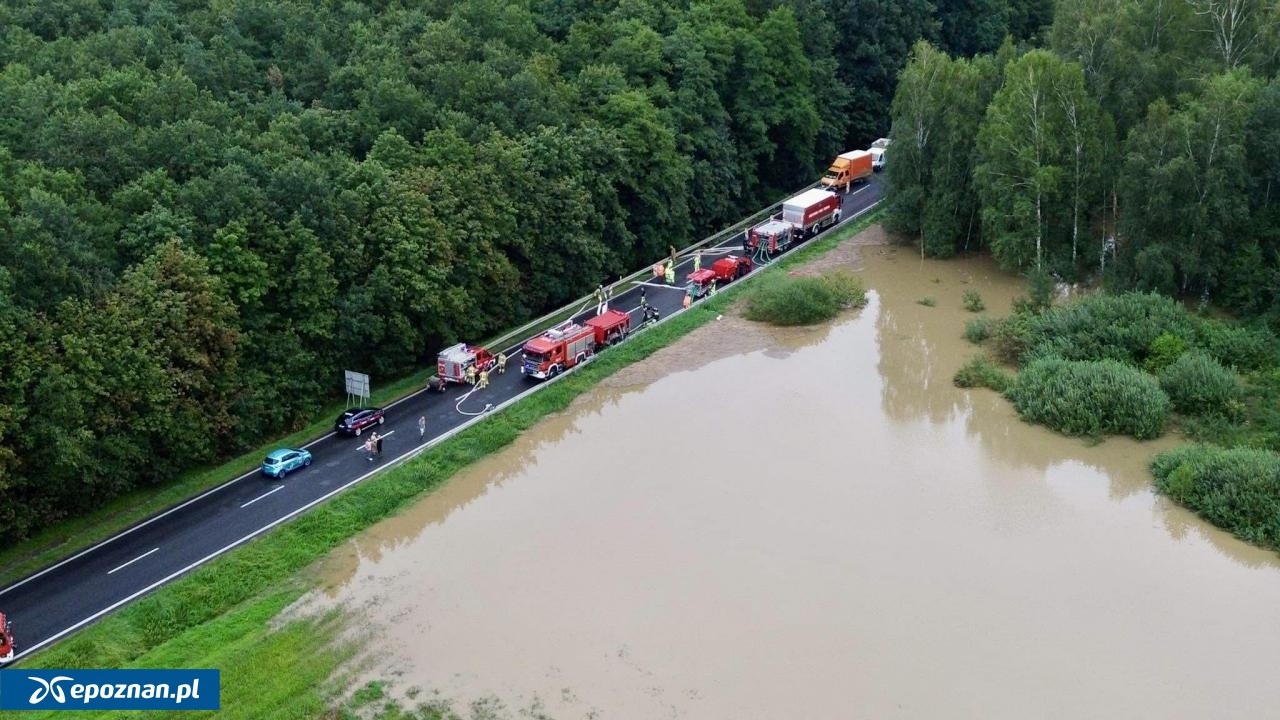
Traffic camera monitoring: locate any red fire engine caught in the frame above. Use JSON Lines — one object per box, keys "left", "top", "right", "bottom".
{"left": 522, "top": 309, "right": 631, "bottom": 380}
{"left": 747, "top": 219, "right": 794, "bottom": 259}
{"left": 687, "top": 255, "right": 753, "bottom": 299}
{"left": 0, "top": 610, "right": 13, "bottom": 664}
{"left": 436, "top": 342, "right": 496, "bottom": 384}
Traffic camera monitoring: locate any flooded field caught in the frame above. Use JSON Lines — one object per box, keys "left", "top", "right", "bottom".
{"left": 298, "top": 229, "right": 1280, "bottom": 718}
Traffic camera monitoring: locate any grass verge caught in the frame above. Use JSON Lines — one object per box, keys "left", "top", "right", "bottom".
{"left": 13, "top": 212, "right": 884, "bottom": 718}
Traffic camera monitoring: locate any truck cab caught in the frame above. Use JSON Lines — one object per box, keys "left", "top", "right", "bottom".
{"left": 868, "top": 138, "right": 891, "bottom": 171}
{"left": 819, "top": 150, "right": 873, "bottom": 192}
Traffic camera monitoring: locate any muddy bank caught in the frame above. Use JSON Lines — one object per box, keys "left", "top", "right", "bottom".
{"left": 293, "top": 226, "right": 1280, "bottom": 719}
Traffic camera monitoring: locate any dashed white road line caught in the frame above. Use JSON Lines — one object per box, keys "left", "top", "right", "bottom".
{"left": 107, "top": 548, "right": 159, "bottom": 575}
{"left": 240, "top": 485, "right": 285, "bottom": 509}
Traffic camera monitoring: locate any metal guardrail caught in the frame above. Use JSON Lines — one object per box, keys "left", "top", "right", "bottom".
{"left": 477, "top": 182, "right": 823, "bottom": 355}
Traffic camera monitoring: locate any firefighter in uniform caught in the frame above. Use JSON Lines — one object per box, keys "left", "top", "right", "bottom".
{"left": 693, "top": 252, "right": 701, "bottom": 273}
{"left": 477, "top": 369, "right": 489, "bottom": 390}
{"left": 497, "top": 352, "right": 507, "bottom": 374}
{"left": 465, "top": 364, "right": 477, "bottom": 385}
{"left": 664, "top": 261, "right": 676, "bottom": 285}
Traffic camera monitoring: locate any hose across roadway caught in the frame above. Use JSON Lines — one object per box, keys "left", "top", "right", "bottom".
{"left": 0, "top": 178, "right": 883, "bottom": 664}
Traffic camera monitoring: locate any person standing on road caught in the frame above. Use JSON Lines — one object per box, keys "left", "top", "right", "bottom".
{"left": 418, "top": 415, "right": 426, "bottom": 442}
{"left": 639, "top": 285, "right": 647, "bottom": 306}
{"left": 709, "top": 279, "right": 718, "bottom": 297}
{"left": 664, "top": 262, "right": 675, "bottom": 285}
{"left": 693, "top": 252, "right": 701, "bottom": 273}
{"left": 375, "top": 432, "right": 384, "bottom": 459}
{"left": 364, "top": 437, "right": 376, "bottom": 462}
{"left": 465, "top": 364, "right": 477, "bottom": 386}
{"left": 497, "top": 352, "right": 507, "bottom": 374}
{"left": 682, "top": 292, "right": 691, "bottom": 310}
{"left": 669, "top": 245, "right": 677, "bottom": 265}
{"left": 477, "top": 368, "right": 490, "bottom": 390}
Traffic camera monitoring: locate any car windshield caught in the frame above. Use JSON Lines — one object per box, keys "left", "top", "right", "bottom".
{"left": 525, "top": 352, "right": 546, "bottom": 364}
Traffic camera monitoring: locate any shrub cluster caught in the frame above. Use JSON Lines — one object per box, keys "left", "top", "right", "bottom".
{"left": 744, "top": 269, "right": 868, "bottom": 326}
{"left": 1191, "top": 319, "right": 1280, "bottom": 371}
{"left": 964, "top": 316, "right": 996, "bottom": 344}
{"left": 1015, "top": 292, "right": 1194, "bottom": 365}
{"left": 1143, "top": 332, "right": 1188, "bottom": 373}
{"left": 962, "top": 289, "right": 986, "bottom": 312}
{"left": 953, "top": 354, "right": 1013, "bottom": 392}
{"left": 1157, "top": 350, "right": 1241, "bottom": 416}
{"left": 1152, "top": 445, "right": 1280, "bottom": 549}
{"left": 1005, "top": 356, "right": 1172, "bottom": 440}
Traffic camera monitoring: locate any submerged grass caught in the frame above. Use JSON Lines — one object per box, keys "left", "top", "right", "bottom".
{"left": 13, "top": 211, "right": 885, "bottom": 718}
{"left": 953, "top": 354, "right": 1013, "bottom": 393}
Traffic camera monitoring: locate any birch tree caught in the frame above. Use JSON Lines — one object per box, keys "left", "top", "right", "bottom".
{"left": 976, "top": 51, "right": 1105, "bottom": 273}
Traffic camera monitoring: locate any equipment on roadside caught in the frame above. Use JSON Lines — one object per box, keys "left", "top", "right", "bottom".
{"left": 686, "top": 255, "right": 753, "bottom": 299}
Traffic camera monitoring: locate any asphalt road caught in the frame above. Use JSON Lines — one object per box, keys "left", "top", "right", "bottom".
{"left": 0, "top": 178, "right": 883, "bottom": 663}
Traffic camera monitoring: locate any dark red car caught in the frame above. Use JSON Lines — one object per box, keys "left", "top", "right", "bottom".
{"left": 335, "top": 407, "right": 385, "bottom": 436}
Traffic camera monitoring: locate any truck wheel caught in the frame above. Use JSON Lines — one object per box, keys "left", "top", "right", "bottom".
{"left": 550, "top": 366, "right": 560, "bottom": 378}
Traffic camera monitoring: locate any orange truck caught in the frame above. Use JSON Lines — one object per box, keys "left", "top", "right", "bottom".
{"left": 521, "top": 310, "right": 632, "bottom": 380}
{"left": 819, "top": 149, "right": 873, "bottom": 192}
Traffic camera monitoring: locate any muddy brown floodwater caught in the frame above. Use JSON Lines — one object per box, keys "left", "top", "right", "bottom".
{"left": 294, "top": 228, "right": 1280, "bottom": 719}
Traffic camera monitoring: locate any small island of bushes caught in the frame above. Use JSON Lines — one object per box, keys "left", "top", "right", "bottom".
{"left": 744, "top": 269, "right": 868, "bottom": 326}
{"left": 956, "top": 291, "right": 1280, "bottom": 551}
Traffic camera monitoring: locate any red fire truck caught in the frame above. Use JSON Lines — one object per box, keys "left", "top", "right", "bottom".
{"left": 781, "top": 188, "right": 841, "bottom": 240}
{"left": 687, "top": 255, "right": 753, "bottom": 299}
{"left": 0, "top": 610, "right": 13, "bottom": 664}
{"left": 436, "top": 342, "right": 496, "bottom": 384}
{"left": 522, "top": 310, "right": 631, "bottom": 380}
{"left": 747, "top": 219, "right": 794, "bottom": 257}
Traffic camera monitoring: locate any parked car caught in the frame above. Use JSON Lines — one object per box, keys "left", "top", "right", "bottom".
{"left": 334, "top": 406, "right": 385, "bottom": 436}
{"left": 261, "top": 448, "right": 312, "bottom": 479}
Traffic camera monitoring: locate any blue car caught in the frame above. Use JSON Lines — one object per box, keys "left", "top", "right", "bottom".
{"left": 261, "top": 448, "right": 312, "bottom": 479}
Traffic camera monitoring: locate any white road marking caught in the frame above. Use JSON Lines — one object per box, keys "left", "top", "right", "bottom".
{"left": 240, "top": 485, "right": 284, "bottom": 508}
{"left": 107, "top": 548, "right": 159, "bottom": 575}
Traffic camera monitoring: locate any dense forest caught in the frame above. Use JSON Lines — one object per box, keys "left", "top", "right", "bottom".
{"left": 884, "top": 0, "right": 1280, "bottom": 323}
{"left": 0, "top": 0, "right": 1052, "bottom": 540}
